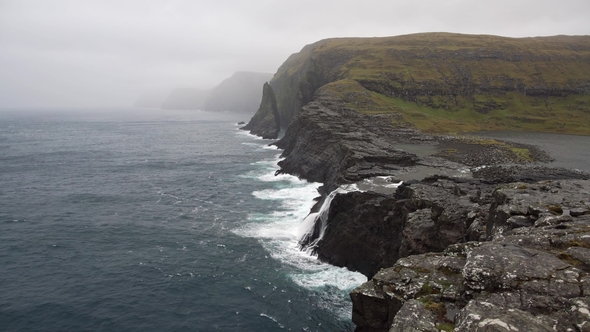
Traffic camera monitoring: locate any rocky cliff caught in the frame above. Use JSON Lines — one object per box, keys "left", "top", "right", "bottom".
{"left": 253, "top": 32, "right": 590, "bottom": 331}
{"left": 351, "top": 179, "right": 590, "bottom": 332}
{"left": 277, "top": 84, "right": 590, "bottom": 330}
{"left": 241, "top": 82, "right": 280, "bottom": 139}
{"left": 276, "top": 69, "right": 590, "bottom": 331}
{"left": 274, "top": 83, "right": 420, "bottom": 193}
{"left": 246, "top": 33, "right": 590, "bottom": 135}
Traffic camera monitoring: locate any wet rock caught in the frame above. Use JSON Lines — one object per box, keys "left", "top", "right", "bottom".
{"left": 306, "top": 178, "right": 484, "bottom": 278}
{"left": 506, "top": 215, "right": 534, "bottom": 228}
{"left": 566, "top": 246, "right": 590, "bottom": 266}
{"left": 534, "top": 214, "right": 574, "bottom": 227}
{"left": 571, "top": 207, "right": 590, "bottom": 217}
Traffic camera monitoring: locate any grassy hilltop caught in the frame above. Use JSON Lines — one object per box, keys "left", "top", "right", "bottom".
{"left": 268, "top": 33, "right": 590, "bottom": 134}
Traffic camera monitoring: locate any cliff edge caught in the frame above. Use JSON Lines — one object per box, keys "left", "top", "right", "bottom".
{"left": 253, "top": 32, "right": 590, "bottom": 331}
{"left": 247, "top": 33, "right": 590, "bottom": 136}
{"left": 241, "top": 82, "right": 281, "bottom": 139}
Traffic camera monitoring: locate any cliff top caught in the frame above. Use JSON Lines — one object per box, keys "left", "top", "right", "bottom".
{"left": 266, "top": 32, "right": 590, "bottom": 134}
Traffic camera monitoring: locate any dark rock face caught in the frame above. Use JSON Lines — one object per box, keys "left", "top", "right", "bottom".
{"left": 241, "top": 82, "right": 280, "bottom": 139}
{"left": 305, "top": 179, "right": 488, "bottom": 278}
{"left": 351, "top": 180, "right": 590, "bottom": 332}
{"left": 274, "top": 86, "right": 421, "bottom": 193}
{"left": 310, "top": 191, "right": 405, "bottom": 278}
{"left": 256, "top": 35, "right": 590, "bottom": 331}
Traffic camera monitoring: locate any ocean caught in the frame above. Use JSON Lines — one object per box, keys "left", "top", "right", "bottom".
{"left": 0, "top": 109, "right": 365, "bottom": 332}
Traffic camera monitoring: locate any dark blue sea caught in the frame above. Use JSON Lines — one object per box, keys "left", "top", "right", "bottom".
{"left": 0, "top": 109, "right": 365, "bottom": 332}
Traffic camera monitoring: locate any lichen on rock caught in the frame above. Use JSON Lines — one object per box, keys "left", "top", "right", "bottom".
{"left": 351, "top": 180, "right": 590, "bottom": 332}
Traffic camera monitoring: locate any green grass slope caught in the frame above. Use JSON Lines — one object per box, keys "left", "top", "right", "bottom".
{"left": 270, "top": 33, "right": 590, "bottom": 134}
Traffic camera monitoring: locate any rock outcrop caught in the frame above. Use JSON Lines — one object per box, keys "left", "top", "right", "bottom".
{"left": 269, "top": 81, "right": 590, "bottom": 331}
{"left": 351, "top": 180, "right": 590, "bottom": 332}
{"left": 241, "top": 83, "right": 281, "bottom": 139}
{"left": 249, "top": 32, "right": 590, "bottom": 331}
{"left": 274, "top": 85, "right": 421, "bottom": 193}
{"left": 307, "top": 182, "right": 479, "bottom": 278}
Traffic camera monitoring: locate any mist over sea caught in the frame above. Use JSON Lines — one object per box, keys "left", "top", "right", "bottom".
{"left": 0, "top": 109, "right": 364, "bottom": 332}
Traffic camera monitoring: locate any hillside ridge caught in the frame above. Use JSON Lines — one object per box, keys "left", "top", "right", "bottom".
{"left": 246, "top": 32, "right": 590, "bottom": 136}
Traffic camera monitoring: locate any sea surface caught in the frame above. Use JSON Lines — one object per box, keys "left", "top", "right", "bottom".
{"left": 0, "top": 109, "right": 365, "bottom": 332}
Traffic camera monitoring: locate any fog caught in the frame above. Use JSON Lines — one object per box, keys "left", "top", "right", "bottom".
{"left": 1, "top": 0, "right": 589, "bottom": 109}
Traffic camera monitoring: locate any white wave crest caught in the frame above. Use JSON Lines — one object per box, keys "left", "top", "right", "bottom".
{"left": 233, "top": 132, "right": 367, "bottom": 320}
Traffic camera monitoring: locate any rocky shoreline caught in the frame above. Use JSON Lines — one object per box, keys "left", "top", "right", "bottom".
{"left": 258, "top": 87, "right": 590, "bottom": 331}
{"left": 351, "top": 180, "right": 590, "bottom": 331}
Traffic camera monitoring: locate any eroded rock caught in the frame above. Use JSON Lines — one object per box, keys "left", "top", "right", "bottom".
{"left": 351, "top": 210, "right": 590, "bottom": 331}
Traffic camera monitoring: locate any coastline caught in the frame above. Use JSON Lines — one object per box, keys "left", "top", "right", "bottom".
{"left": 253, "top": 99, "right": 590, "bottom": 330}
{"left": 239, "top": 32, "right": 590, "bottom": 332}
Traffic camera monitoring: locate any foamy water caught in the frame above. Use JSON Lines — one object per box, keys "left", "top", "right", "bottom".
{"left": 233, "top": 136, "right": 366, "bottom": 319}
{"left": 0, "top": 110, "right": 360, "bottom": 331}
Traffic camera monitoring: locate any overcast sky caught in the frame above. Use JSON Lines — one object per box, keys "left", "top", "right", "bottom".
{"left": 1, "top": 0, "right": 589, "bottom": 109}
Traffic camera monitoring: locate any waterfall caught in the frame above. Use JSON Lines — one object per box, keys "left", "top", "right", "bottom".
{"left": 299, "top": 184, "right": 361, "bottom": 252}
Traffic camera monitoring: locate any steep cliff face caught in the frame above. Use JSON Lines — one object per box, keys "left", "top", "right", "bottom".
{"left": 273, "top": 79, "right": 588, "bottom": 279}
{"left": 308, "top": 182, "right": 477, "bottom": 278}
{"left": 253, "top": 32, "right": 590, "bottom": 331}
{"left": 203, "top": 71, "right": 273, "bottom": 113}
{"left": 247, "top": 33, "right": 590, "bottom": 136}
{"left": 274, "top": 84, "right": 420, "bottom": 193}
{"left": 241, "top": 83, "right": 280, "bottom": 139}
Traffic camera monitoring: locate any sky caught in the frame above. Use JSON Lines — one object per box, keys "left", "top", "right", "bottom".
{"left": 1, "top": 0, "right": 589, "bottom": 109}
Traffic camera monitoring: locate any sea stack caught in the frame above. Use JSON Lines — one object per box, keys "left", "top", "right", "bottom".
{"left": 241, "top": 82, "right": 281, "bottom": 139}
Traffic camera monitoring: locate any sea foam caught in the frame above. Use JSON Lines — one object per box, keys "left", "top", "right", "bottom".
{"left": 233, "top": 137, "right": 366, "bottom": 320}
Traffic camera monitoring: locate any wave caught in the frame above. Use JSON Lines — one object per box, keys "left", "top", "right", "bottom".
{"left": 233, "top": 133, "right": 366, "bottom": 320}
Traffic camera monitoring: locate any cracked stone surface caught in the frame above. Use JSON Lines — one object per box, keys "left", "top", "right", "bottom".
{"left": 351, "top": 180, "right": 590, "bottom": 332}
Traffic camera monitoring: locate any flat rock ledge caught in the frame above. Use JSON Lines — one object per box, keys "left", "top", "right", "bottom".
{"left": 351, "top": 179, "right": 590, "bottom": 332}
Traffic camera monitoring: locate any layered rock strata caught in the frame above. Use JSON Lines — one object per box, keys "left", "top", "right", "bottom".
{"left": 248, "top": 33, "right": 590, "bottom": 331}
{"left": 269, "top": 84, "right": 589, "bottom": 331}
{"left": 274, "top": 87, "right": 421, "bottom": 194}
